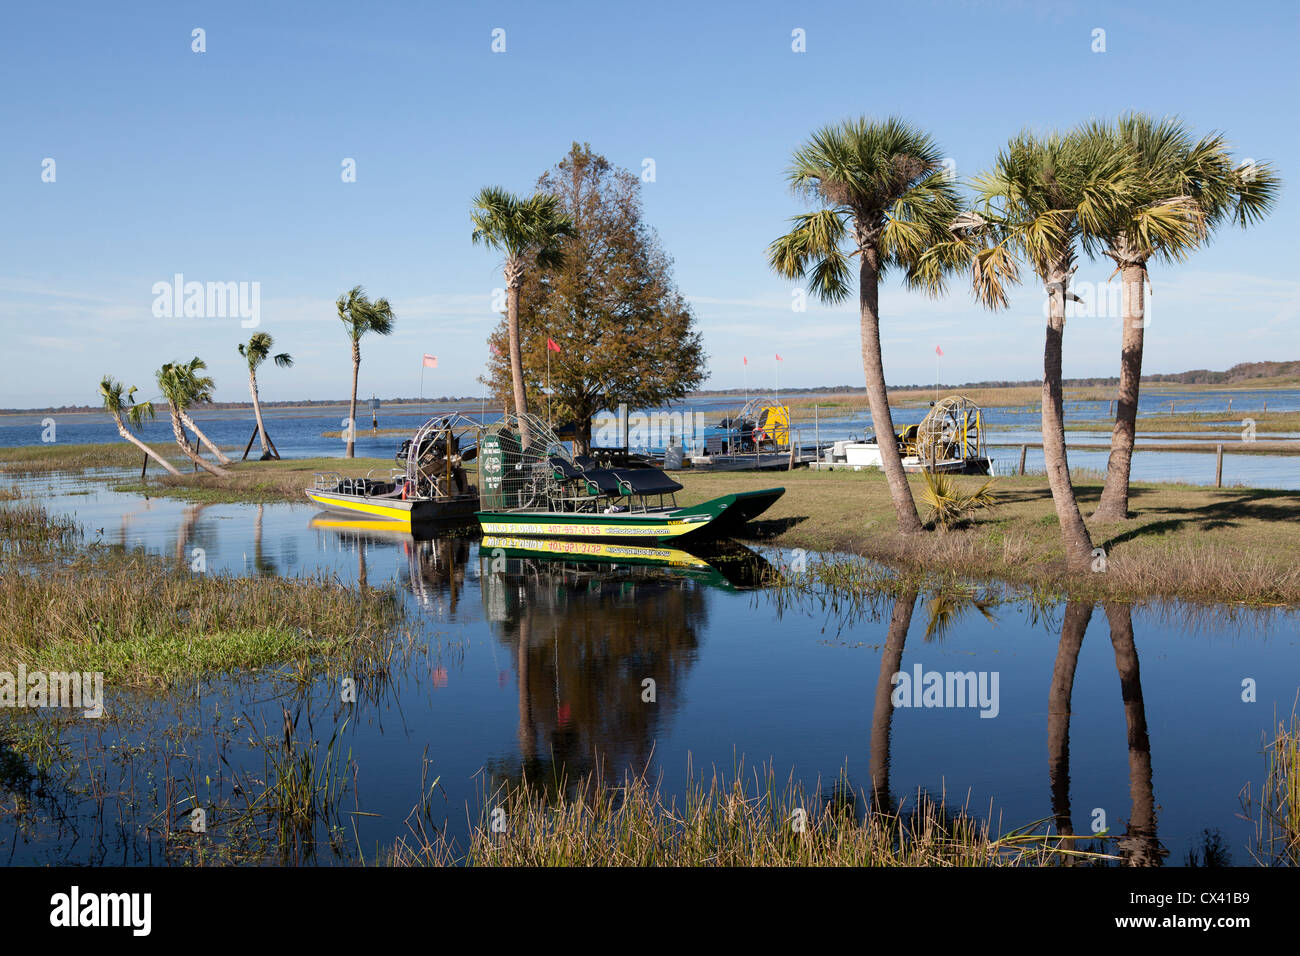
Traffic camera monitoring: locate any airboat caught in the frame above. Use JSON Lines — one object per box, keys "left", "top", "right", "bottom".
{"left": 688, "top": 396, "right": 819, "bottom": 470}
{"left": 306, "top": 414, "right": 483, "bottom": 525}
{"left": 475, "top": 413, "right": 784, "bottom": 542}
{"left": 833, "top": 396, "right": 992, "bottom": 475}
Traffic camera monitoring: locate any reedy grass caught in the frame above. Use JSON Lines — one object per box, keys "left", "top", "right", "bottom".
{"left": 0, "top": 541, "right": 407, "bottom": 686}
{"left": 1242, "top": 705, "right": 1300, "bottom": 866}
{"left": 388, "top": 763, "right": 1110, "bottom": 867}
{"left": 0, "top": 501, "right": 81, "bottom": 555}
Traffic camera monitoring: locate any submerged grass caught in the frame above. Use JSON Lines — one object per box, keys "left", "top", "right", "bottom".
{"left": 389, "top": 764, "right": 1109, "bottom": 867}
{"left": 0, "top": 501, "right": 80, "bottom": 555}
{"left": 0, "top": 511, "right": 407, "bottom": 685}
{"left": 1243, "top": 707, "right": 1300, "bottom": 866}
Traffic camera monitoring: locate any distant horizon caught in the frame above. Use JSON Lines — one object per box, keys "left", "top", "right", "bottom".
{"left": 7, "top": 357, "right": 1296, "bottom": 416}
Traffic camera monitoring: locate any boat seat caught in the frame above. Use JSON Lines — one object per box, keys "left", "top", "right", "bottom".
{"left": 581, "top": 468, "right": 624, "bottom": 497}
{"left": 548, "top": 456, "right": 586, "bottom": 481}
{"left": 613, "top": 468, "right": 683, "bottom": 496}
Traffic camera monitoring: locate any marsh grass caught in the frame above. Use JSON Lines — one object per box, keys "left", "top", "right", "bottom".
{"left": 0, "top": 501, "right": 80, "bottom": 555}
{"left": 389, "top": 763, "right": 1109, "bottom": 867}
{"left": 0, "top": 544, "right": 407, "bottom": 686}
{"left": 0, "top": 442, "right": 183, "bottom": 475}
{"left": 1242, "top": 707, "right": 1300, "bottom": 866}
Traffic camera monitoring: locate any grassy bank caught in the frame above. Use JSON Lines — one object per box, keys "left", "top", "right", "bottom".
{"left": 671, "top": 468, "right": 1300, "bottom": 605}
{"left": 0, "top": 503, "right": 406, "bottom": 686}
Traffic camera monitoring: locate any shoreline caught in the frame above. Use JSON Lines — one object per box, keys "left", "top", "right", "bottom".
{"left": 4, "top": 445, "right": 1298, "bottom": 607}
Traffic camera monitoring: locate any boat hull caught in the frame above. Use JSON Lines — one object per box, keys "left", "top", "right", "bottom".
{"left": 306, "top": 489, "right": 479, "bottom": 525}
{"left": 476, "top": 488, "right": 784, "bottom": 542}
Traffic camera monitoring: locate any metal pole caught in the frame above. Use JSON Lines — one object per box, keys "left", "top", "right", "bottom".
{"left": 814, "top": 404, "right": 820, "bottom": 462}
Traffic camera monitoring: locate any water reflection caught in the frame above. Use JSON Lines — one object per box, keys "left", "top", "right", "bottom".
{"left": 1045, "top": 602, "right": 1164, "bottom": 864}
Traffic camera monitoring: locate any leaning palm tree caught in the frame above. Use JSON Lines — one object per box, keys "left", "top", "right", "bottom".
{"left": 157, "top": 359, "right": 229, "bottom": 477}
{"left": 99, "top": 376, "right": 182, "bottom": 475}
{"left": 767, "top": 116, "right": 967, "bottom": 534}
{"left": 471, "top": 186, "right": 574, "bottom": 447}
{"left": 337, "top": 285, "right": 396, "bottom": 458}
{"left": 1089, "top": 114, "right": 1280, "bottom": 520}
{"left": 168, "top": 356, "right": 232, "bottom": 465}
{"left": 238, "top": 332, "right": 294, "bottom": 459}
{"left": 959, "top": 129, "right": 1131, "bottom": 571}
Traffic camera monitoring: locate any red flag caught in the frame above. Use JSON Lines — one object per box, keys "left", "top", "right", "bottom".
{"left": 935, "top": 345, "right": 943, "bottom": 357}
{"left": 775, "top": 353, "right": 783, "bottom": 361}
{"left": 422, "top": 354, "right": 438, "bottom": 369}
{"left": 743, "top": 356, "right": 748, "bottom": 366}
{"left": 489, "top": 342, "right": 501, "bottom": 357}
{"left": 546, "top": 337, "right": 562, "bottom": 353}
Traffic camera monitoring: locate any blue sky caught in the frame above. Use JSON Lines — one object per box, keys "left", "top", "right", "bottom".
{"left": 1, "top": 0, "right": 1296, "bottom": 407}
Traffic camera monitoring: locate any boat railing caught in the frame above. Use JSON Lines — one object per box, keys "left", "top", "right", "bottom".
{"left": 311, "top": 472, "right": 343, "bottom": 492}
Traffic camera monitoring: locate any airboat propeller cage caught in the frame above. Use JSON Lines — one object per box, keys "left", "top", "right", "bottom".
{"left": 402, "top": 413, "right": 485, "bottom": 499}
{"left": 911, "top": 396, "right": 986, "bottom": 463}
{"left": 478, "top": 412, "right": 569, "bottom": 511}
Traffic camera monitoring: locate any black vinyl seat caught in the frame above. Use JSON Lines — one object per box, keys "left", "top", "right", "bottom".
{"left": 548, "top": 456, "right": 586, "bottom": 481}
{"left": 613, "top": 468, "right": 683, "bottom": 496}
{"left": 581, "top": 468, "right": 624, "bottom": 497}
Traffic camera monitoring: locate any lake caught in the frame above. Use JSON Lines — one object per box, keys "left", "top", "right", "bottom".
{"left": 0, "top": 471, "right": 1295, "bottom": 865}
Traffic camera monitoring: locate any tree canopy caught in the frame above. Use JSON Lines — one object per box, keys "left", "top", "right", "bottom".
{"left": 481, "top": 143, "right": 705, "bottom": 451}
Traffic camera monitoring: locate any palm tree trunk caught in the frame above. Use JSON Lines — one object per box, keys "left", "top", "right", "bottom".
{"left": 1095, "top": 264, "right": 1146, "bottom": 521}
{"left": 249, "top": 369, "right": 270, "bottom": 456}
{"left": 168, "top": 406, "right": 228, "bottom": 477}
{"left": 859, "top": 251, "right": 922, "bottom": 533}
{"left": 1047, "top": 601, "right": 1093, "bottom": 838}
{"left": 1105, "top": 602, "right": 1162, "bottom": 866}
{"left": 178, "top": 410, "right": 232, "bottom": 465}
{"left": 346, "top": 340, "right": 360, "bottom": 459}
{"left": 1042, "top": 276, "right": 1094, "bottom": 570}
{"left": 506, "top": 270, "right": 532, "bottom": 448}
{"left": 111, "top": 413, "right": 182, "bottom": 476}
{"left": 869, "top": 588, "right": 918, "bottom": 813}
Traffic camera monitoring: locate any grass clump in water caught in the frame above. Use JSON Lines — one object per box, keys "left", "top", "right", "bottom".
{"left": 391, "top": 764, "right": 1110, "bottom": 867}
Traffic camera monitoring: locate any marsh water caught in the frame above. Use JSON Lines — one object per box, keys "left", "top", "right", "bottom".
{"left": 1, "top": 471, "right": 1297, "bottom": 866}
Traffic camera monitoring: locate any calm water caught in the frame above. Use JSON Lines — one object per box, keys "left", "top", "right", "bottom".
{"left": 3, "top": 387, "right": 1297, "bottom": 488}
{"left": 1, "top": 473, "right": 1297, "bottom": 866}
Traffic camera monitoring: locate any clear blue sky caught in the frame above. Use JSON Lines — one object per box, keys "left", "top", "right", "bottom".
{"left": 1, "top": 0, "right": 1295, "bottom": 407}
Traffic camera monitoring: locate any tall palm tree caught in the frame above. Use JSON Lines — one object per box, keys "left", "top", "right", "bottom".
{"left": 1090, "top": 115, "right": 1280, "bottom": 520}
{"left": 471, "top": 186, "right": 574, "bottom": 447}
{"left": 238, "top": 331, "right": 294, "bottom": 459}
{"left": 157, "top": 359, "right": 229, "bottom": 477}
{"left": 99, "top": 376, "right": 182, "bottom": 476}
{"left": 337, "top": 286, "right": 396, "bottom": 458}
{"left": 768, "top": 117, "right": 966, "bottom": 534}
{"left": 961, "top": 130, "right": 1131, "bottom": 570}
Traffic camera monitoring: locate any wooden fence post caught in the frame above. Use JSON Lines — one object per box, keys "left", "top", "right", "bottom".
{"left": 1215, "top": 443, "right": 1223, "bottom": 488}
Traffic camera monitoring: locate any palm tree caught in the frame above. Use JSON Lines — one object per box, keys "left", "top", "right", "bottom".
{"left": 1090, "top": 115, "right": 1280, "bottom": 520}
{"left": 767, "top": 117, "right": 966, "bottom": 534}
{"left": 471, "top": 186, "right": 574, "bottom": 447}
{"left": 238, "top": 332, "right": 294, "bottom": 459}
{"left": 337, "top": 285, "right": 396, "bottom": 459}
{"left": 157, "top": 359, "right": 229, "bottom": 477}
{"left": 99, "top": 376, "right": 182, "bottom": 476}
{"left": 960, "top": 130, "right": 1131, "bottom": 570}
{"left": 169, "top": 356, "right": 232, "bottom": 465}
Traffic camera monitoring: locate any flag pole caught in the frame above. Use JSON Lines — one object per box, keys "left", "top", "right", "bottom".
{"left": 547, "top": 347, "right": 552, "bottom": 426}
